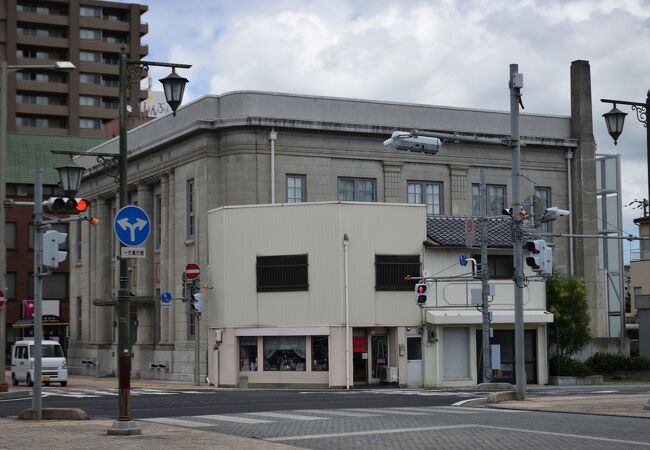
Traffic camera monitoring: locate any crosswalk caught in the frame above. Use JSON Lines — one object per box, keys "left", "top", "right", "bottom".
{"left": 140, "top": 405, "right": 523, "bottom": 429}
{"left": 42, "top": 387, "right": 203, "bottom": 398}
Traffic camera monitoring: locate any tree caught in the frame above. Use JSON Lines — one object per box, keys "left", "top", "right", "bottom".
{"left": 546, "top": 271, "right": 591, "bottom": 358}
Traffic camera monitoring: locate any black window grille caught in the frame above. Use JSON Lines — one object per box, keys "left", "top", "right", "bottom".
{"left": 257, "top": 254, "right": 309, "bottom": 292}
{"left": 375, "top": 255, "right": 420, "bottom": 291}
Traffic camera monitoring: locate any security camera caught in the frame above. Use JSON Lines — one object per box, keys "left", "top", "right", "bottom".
{"left": 383, "top": 131, "right": 442, "bottom": 155}
{"left": 542, "top": 207, "right": 570, "bottom": 222}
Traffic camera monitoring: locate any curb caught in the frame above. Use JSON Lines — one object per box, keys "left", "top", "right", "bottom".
{"left": 0, "top": 391, "right": 31, "bottom": 401}
{"left": 18, "top": 408, "right": 89, "bottom": 420}
{"left": 486, "top": 391, "right": 518, "bottom": 403}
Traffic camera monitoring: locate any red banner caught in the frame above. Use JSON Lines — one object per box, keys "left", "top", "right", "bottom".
{"left": 23, "top": 299, "right": 35, "bottom": 318}
{"left": 353, "top": 337, "right": 367, "bottom": 353}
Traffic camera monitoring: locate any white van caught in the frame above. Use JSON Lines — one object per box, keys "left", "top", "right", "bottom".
{"left": 11, "top": 340, "right": 68, "bottom": 387}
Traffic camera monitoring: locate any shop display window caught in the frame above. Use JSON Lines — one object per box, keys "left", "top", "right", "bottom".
{"left": 240, "top": 337, "right": 258, "bottom": 371}
{"left": 264, "top": 336, "right": 306, "bottom": 371}
{"left": 311, "top": 336, "right": 329, "bottom": 371}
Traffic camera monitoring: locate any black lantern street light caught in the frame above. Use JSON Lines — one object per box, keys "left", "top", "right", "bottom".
{"left": 601, "top": 92, "right": 649, "bottom": 216}
{"left": 107, "top": 49, "right": 190, "bottom": 436}
{"left": 55, "top": 158, "right": 85, "bottom": 196}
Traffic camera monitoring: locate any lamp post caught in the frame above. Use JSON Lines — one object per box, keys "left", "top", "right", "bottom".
{"left": 601, "top": 93, "right": 649, "bottom": 216}
{"left": 108, "top": 49, "right": 189, "bottom": 436}
{"left": 0, "top": 61, "right": 75, "bottom": 392}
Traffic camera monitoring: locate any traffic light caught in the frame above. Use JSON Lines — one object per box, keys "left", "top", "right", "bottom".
{"left": 524, "top": 239, "right": 552, "bottom": 276}
{"left": 42, "top": 197, "right": 89, "bottom": 214}
{"left": 42, "top": 229, "right": 67, "bottom": 268}
{"left": 192, "top": 292, "right": 204, "bottom": 314}
{"left": 415, "top": 283, "right": 427, "bottom": 305}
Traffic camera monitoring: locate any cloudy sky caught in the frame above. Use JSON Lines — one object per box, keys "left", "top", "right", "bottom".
{"left": 128, "top": 0, "right": 648, "bottom": 258}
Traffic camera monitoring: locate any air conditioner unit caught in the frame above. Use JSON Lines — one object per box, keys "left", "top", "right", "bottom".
{"left": 378, "top": 366, "right": 398, "bottom": 383}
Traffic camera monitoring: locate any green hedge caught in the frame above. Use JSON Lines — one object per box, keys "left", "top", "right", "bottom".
{"left": 548, "top": 356, "right": 595, "bottom": 377}
{"left": 585, "top": 353, "right": 650, "bottom": 373}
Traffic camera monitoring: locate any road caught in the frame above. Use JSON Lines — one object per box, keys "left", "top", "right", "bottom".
{"left": 3, "top": 385, "right": 650, "bottom": 449}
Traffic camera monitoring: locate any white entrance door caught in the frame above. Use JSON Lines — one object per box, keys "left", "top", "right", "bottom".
{"left": 406, "top": 336, "right": 423, "bottom": 387}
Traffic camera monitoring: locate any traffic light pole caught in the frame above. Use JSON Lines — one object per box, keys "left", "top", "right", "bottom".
{"left": 32, "top": 168, "right": 44, "bottom": 420}
{"left": 479, "top": 170, "right": 492, "bottom": 382}
{"left": 510, "top": 64, "right": 526, "bottom": 400}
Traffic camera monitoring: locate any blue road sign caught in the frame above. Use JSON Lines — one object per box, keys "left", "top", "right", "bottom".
{"left": 114, "top": 205, "right": 151, "bottom": 246}
{"left": 161, "top": 291, "right": 172, "bottom": 305}
{"left": 459, "top": 254, "right": 467, "bottom": 266}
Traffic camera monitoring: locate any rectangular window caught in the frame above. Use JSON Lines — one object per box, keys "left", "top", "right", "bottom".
{"left": 17, "top": 72, "right": 49, "bottom": 82}
{"left": 5, "top": 273, "right": 16, "bottom": 299}
{"left": 256, "top": 254, "right": 308, "bottom": 292}
{"left": 286, "top": 175, "right": 305, "bottom": 203}
{"left": 76, "top": 297, "right": 82, "bottom": 340}
{"left": 634, "top": 287, "right": 643, "bottom": 296}
{"left": 473, "top": 254, "right": 513, "bottom": 279}
{"left": 375, "top": 255, "right": 420, "bottom": 290}
{"left": 154, "top": 193, "right": 162, "bottom": 250}
{"left": 311, "top": 336, "right": 329, "bottom": 371}
{"left": 17, "top": 94, "right": 49, "bottom": 105}
{"left": 5, "top": 222, "right": 16, "bottom": 250}
{"left": 80, "top": 28, "right": 101, "bottom": 40}
{"left": 80, "top": 51, "right": 101, "bottom": 62}
{"left": 534, "top": 186, "right": 551, "bottom": 232}
{"left": 76, "top": 220, "right": 82, "bottom": 263}
{"left": 80, "top": 6, "right": 101, "bottom": 17}
{"left": 472, "top": 184, "right": 507, "bottom": 216}
{"left": 80, "top": 118, "right": 102, "bottom": 129}
{"left": 407, "top": 181, "right": 442, "bottom": 215}
{"left": 240, "top": 337, "right": 258, "bottom": 371}
{"left": 29, "top": 272, "right": 67, "bottom": 299}
{"left": 443, "top": 327, "right": 470, "bottom": 379}
{"left": 80, "top": 73, "right": 100, "bottom": 85}
{"left": 186, "top": 179, "right": 195, "bottom": 239}
{"left": 155, "top": 288, "right": 161, "bottom": 344}
{"left": 337, "top": 177, "right": 376, "bottom": 202}
{"left": 79, "top": 95, "right": 101, "bottom": 107}
{"left": 263, "top": 336, "right": 306, "bottom": 371}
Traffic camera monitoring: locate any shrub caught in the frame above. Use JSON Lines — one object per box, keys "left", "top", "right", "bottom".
{"left": 548, "top": 355, "right": 595, "bottom": 377}
{"left": 586, "top": 352, "right": 650, "bottom": 373}
{"left": 546, "top": 272, "right": 591, "bottom": 358}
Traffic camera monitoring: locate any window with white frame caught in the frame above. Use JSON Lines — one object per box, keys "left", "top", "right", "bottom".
{"left": 186, "top": 179, "right": 195, "bottom": 239}
{"left": 286, "top": 175, "right": 305, "bottom": 203}
{"left": 407, "top": 181, "right": 442, "bottom": 215}
{"left": 472, "top": 184, "right": 507, "bottom": 216}
{"left": 337, "top": 177, "right": 376, "bottom": 202}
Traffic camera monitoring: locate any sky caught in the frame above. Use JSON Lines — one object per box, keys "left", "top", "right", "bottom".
{"left": 126, "top": 0, "right": 649, "bottom": 260}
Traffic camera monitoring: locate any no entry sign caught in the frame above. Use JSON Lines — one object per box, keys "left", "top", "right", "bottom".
{"left": 0, "top": 290, "right": 5, "bottom": 309}
{"left": 185, "top": 263, "right": 200, "bottom": 280}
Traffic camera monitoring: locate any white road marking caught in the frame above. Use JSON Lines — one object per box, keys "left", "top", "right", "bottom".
{"left": 344, "top": 408, "right": 430, "bottom": 416}
{"left": 267, "top": 424, "right": 475, "bottom": 441}
{"left": 590, "top": 390, "right": 618, "bottom": 394}
{"left": 452, "top": 398, "right": 484, "bottom": 406}
{"left": 299, "top": 409, "right": 381, "bottom": 417}
{"left": 392, "top": 406, "right": 478, "bottom": 415}
{"left": 139, "top": 417, "right": 213, "bottom": 428}
{"left": 194, "top": 414, "right": 274, "bottom": 424}
{"left": 245, "top": 412, "right": 327, "bottom": 421}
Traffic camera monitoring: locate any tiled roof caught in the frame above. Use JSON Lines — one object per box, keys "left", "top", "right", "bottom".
{"left": 426, "top": 216, "right": 542, "bottom": 248}
{"left": 8, "top": 133, "right": 106, "bottom": 185}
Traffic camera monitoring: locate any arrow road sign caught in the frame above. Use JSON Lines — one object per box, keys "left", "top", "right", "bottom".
{"left": 114, "top": 205, "right": 151, "bottom": 247}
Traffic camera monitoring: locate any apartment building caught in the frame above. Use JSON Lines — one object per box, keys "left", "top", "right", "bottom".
{"left": 1, "top": 0, "right": 148, "bottom": 137}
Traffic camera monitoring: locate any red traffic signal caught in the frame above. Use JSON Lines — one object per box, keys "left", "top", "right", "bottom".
{"left": 415, "top": 283, "right": 428, "bottom": 305}
{"left": 42, "top": 197, "right": 89, "bottom": 214}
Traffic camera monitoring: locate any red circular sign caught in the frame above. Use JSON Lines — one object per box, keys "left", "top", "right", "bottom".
{"left": 0, "top": 290, "right": 5, "bottom": 308}
{"left": 185, "top": 263, "right": 200, "bottom": 280}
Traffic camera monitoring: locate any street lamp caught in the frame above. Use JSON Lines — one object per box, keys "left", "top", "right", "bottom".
{"left": 601, "top": 93, "right": 650, "bottom": 215}
{"left": 107, "top": 49, "right": 190, "bottom": 436}
{"left": 0, "top": 60, "right": 75, "bottom": 393}
{"left": 55, "top": 158, "right": 85, "bottom": 196}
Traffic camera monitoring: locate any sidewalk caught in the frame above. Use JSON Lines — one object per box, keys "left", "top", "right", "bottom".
{"left": 0, "top": 418, "right": 294, "bottom": 450}
{"left": 490, "top": 393, "right": 650, "bottom": 418}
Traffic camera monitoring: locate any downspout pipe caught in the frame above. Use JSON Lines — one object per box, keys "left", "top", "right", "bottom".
{"left": 269, "top": 129, "right": 277, "bottom": 203}
{"left": 566, "top": 150, "right": 574, "bottom": 275}
{"left": 343, "top": 234, "right": 350, "bottom": 390}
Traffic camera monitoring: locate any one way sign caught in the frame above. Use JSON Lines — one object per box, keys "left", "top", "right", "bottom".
{"left": 114, "top": 205, "right": 151, "bottom": 246}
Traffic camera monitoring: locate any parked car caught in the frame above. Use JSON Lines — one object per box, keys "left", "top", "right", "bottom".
{"left": 11, "top": 340, "right": 68, "bottom": 387}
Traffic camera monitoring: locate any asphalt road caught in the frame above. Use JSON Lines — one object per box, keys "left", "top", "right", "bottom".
{"left": 0, "top": 387, "right": 484, "bottom": 419}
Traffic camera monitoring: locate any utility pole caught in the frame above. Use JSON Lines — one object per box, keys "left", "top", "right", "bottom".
{"left": 32, "top": 168, "right": 44, "bottom": 420}
{"left": 479, "top": 170, "right": 492, "bottom": 382}
{"left": 510, "top": 64, "right": 526, "bottom": 400}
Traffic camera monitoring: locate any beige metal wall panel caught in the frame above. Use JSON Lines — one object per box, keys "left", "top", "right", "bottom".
{"left": 208, "top": 202, "right": 427, "bottom": 329}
